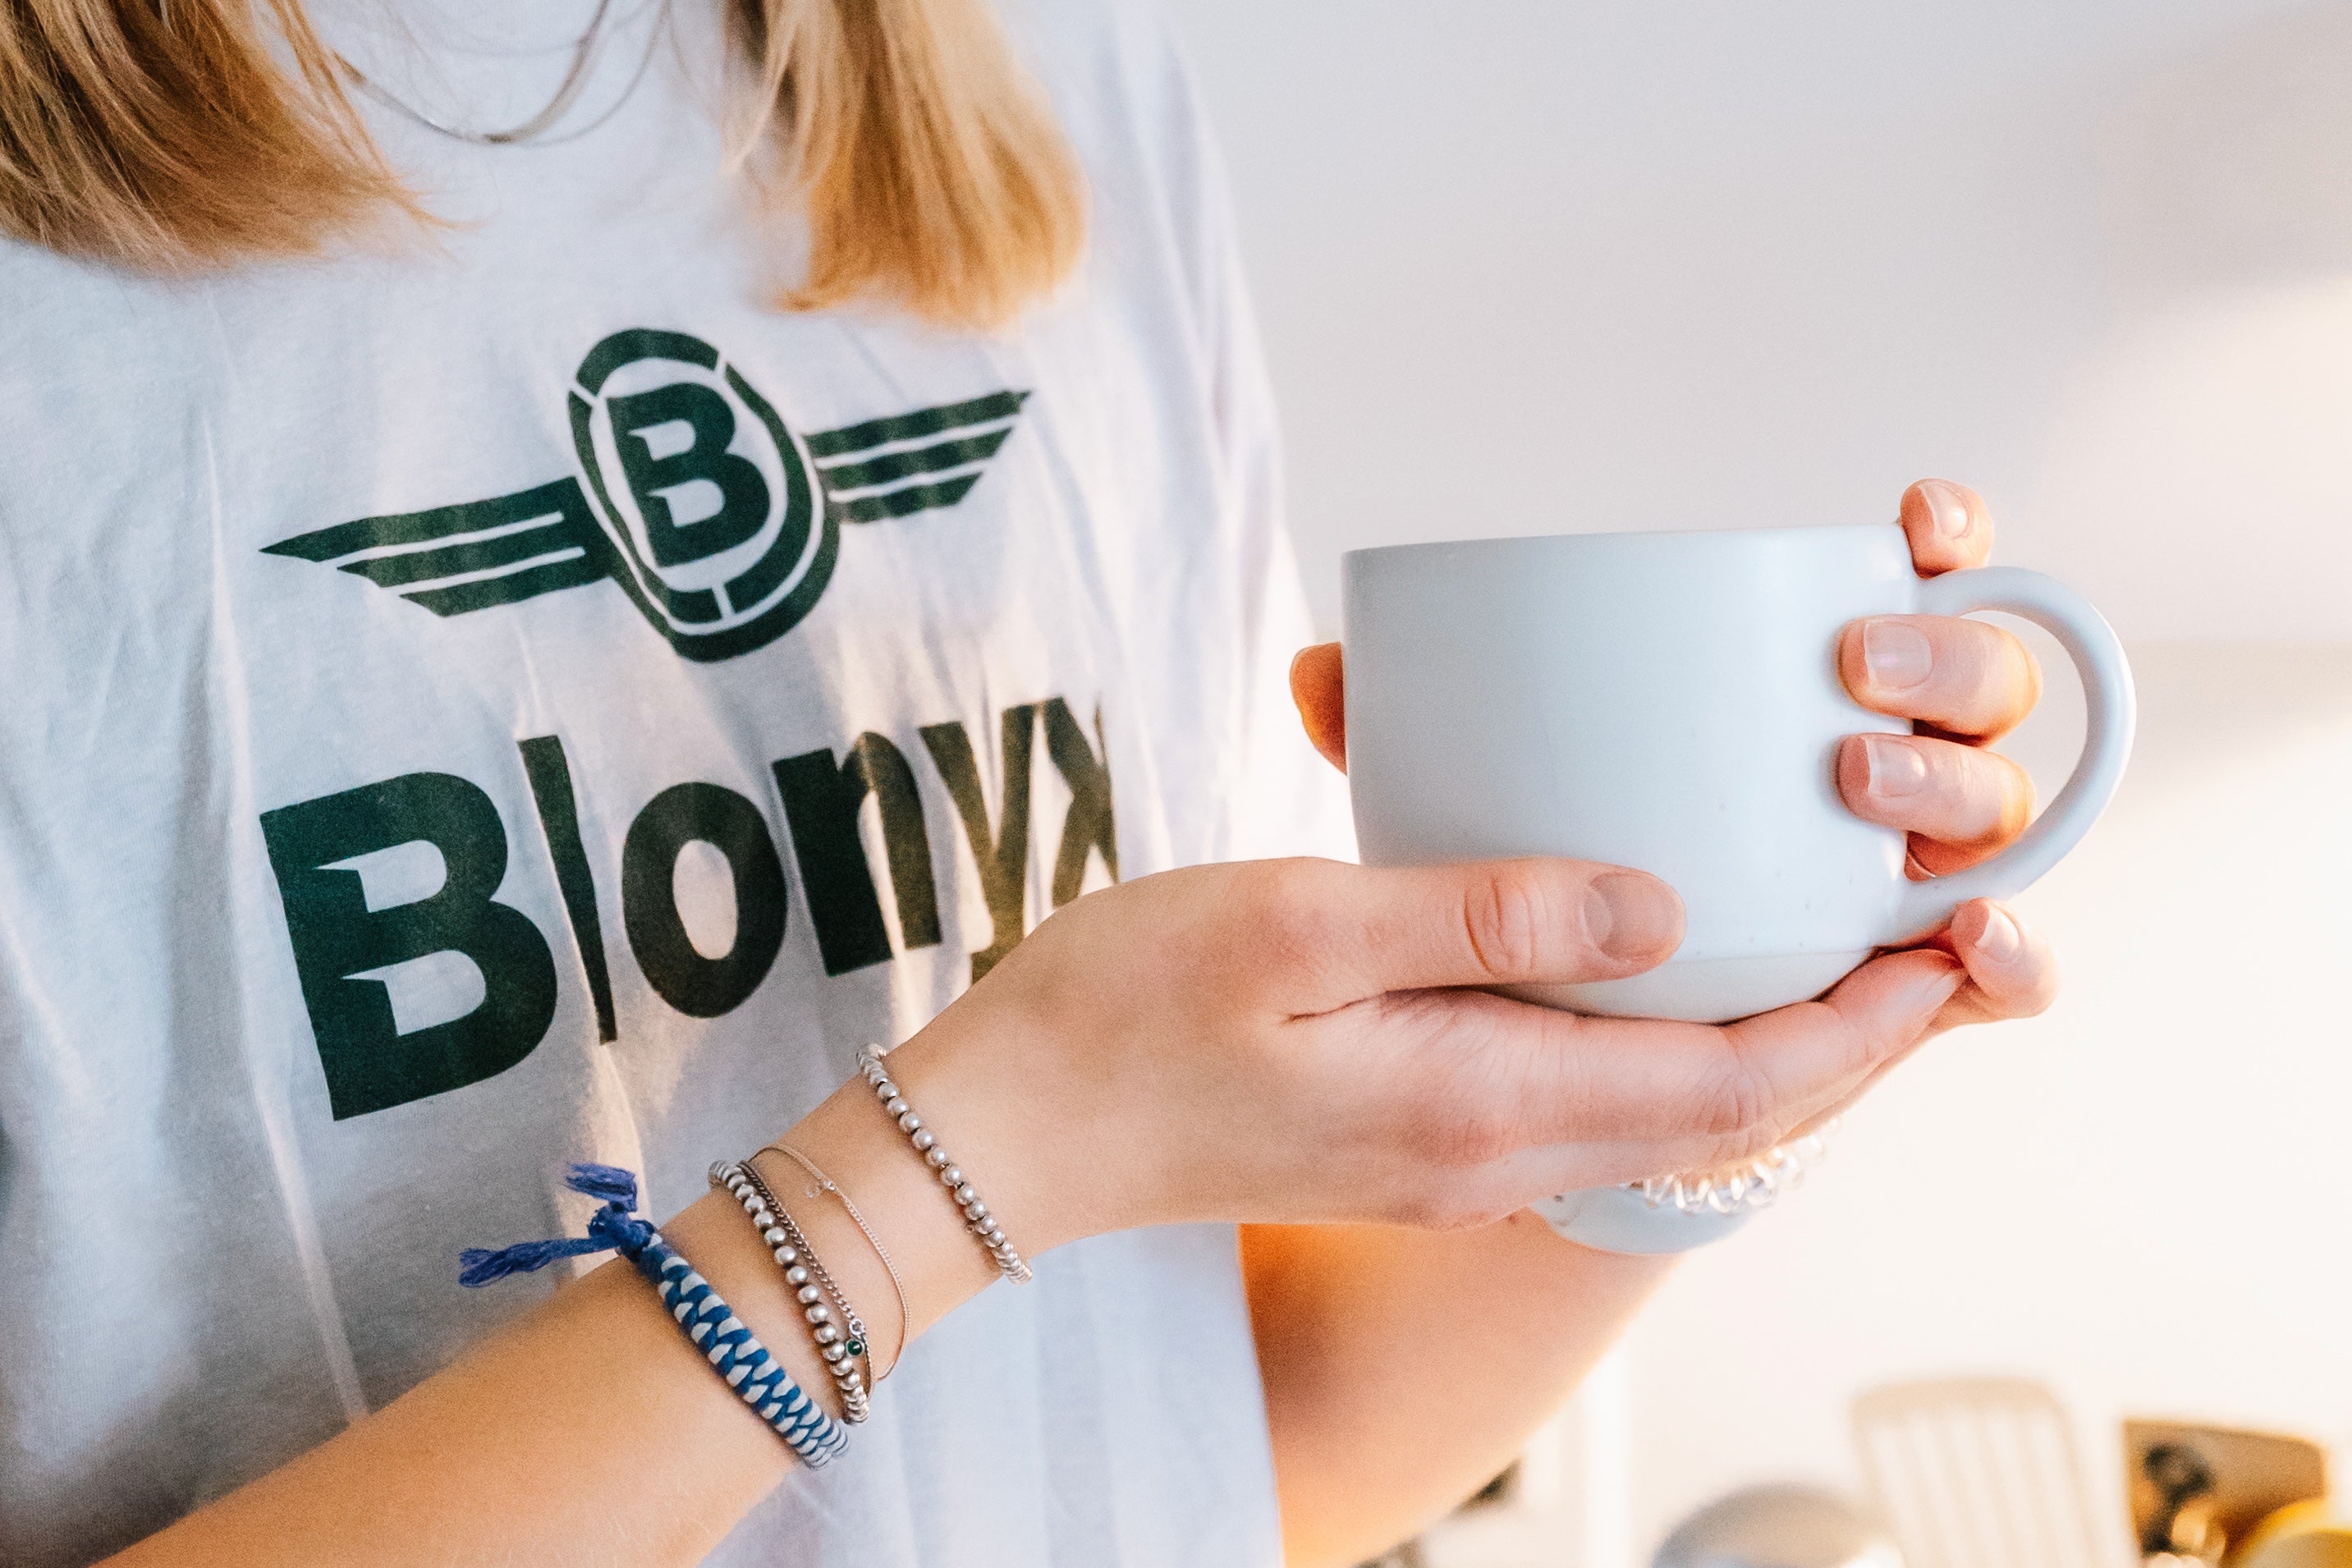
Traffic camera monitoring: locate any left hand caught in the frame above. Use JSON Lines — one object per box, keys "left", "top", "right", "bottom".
{"left": 1287, "top": 477, "right": 2058, "bottom": 1054}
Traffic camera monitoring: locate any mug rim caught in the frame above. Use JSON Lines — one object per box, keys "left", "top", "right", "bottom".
{"left": 1341, "top": 519, "right": 1900, "bottom": 567}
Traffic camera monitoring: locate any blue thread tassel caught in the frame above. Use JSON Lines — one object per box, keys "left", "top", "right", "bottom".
{"left": 459, "top": 1163, "right": 658, "bottom": 1287}
{"left": 564, "top": 1162, "right": 640, "bottom": 1205}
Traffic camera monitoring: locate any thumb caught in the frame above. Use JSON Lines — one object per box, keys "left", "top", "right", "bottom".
{"left": 1306, "top": 856, "right": 1684, "bottom": 1006}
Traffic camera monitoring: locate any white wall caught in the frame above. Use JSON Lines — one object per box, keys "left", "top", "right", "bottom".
{"left": 1171, "top": 0, "right": 2352, "bottom": 642}
{"left": 1166, "top": 2, "right": 2352, "bottom": 1561}
{"left": 1621, "top": 644, "right": 2352, "bottom": 1562}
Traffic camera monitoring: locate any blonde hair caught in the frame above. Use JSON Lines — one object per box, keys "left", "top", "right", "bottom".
{"left": 0, "top": 0, "right": 1085, "bottom": 329}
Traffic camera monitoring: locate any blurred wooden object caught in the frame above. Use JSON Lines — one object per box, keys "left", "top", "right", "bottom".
{"left": 2239, "top": 1501, "right": 2352, "bottom": 1568}
{"left": 1854, "top": 1376, "right": 2113, "bottom": 1568}
{"left": 2123, "top": 1420, "right": 2330, "bottom": 1565}
{"left": 2244, "top": 1539, "right": 2352, "bottom": 1568}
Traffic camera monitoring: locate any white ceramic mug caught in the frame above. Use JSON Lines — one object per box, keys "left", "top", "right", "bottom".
{"left": 1342, "top": 522, "right": 2134, "bottom": 1024}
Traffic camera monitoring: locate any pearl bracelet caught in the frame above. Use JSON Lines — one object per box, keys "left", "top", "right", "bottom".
{"left": 713, "top": 1159, "right": 869, "bottom": 1423}
{"left": 858, "top": 1044, "right": 1032, "bottom": 1284}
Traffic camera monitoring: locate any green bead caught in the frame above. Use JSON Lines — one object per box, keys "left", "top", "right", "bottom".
{"left": 846, "top": 1339, "right": 864, "bottom": 1355}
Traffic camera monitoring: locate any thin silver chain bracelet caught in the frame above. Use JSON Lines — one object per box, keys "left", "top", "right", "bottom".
{"left": 761, "top": 1144, "right": 913, "bottom": 1381}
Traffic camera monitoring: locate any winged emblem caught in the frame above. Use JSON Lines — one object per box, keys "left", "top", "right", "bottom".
{"left": 264, "top": 328, "right": 1029, "bottom": 662}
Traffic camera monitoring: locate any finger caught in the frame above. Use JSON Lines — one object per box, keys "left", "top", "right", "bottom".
{"left": 1670, "top": 951, "right": 1965, "bottom": 1172}
{"left": 1790, "top": 918, "right": 2050, "bottom": 1136}
{"left": 1289, "top": 643, "right": 1347, "bottom": 772}
{"left": 1708, "top": 947, "right": 1965, "bottom": 1134}
{"left": 1837, "top": 613, "right": 2042, "bottom": 740}
{"left": 1804, "top": 906, "right": 2057, "bottom": 1117}
{"left": 1836, "top": 733, "right": 2033, "bottom": 871}
{"left": 1899, "top": 478, "right": 1992, "bottom": 574}
{"left": 1310, "top": 857, "right": 1684, "bottom": 1002}
{"left": 1457, "top": 947, "right": 1965, "bottom": 1158}
{"left": 1938, "top": 899, "right": 2060, "bottom": 1025}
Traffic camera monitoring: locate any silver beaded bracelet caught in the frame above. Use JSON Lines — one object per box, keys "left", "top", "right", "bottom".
{"left": 857, "top": 1044, "right": 1032, "bottom": 1284}
{"left": 710, "top": 1159, "right": 870, "bottom": 1423}
{"left": 733, "top": 1158, "right": 878, "bottom": 1396}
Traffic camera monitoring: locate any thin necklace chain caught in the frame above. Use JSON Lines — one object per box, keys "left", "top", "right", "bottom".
{"left": 336, "top": 0, "right": 667, "bottom": 148}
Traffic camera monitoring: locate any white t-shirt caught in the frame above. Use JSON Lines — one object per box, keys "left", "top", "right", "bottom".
{"left": 0, "top": 2, "right": 1350, "bottom": 1561}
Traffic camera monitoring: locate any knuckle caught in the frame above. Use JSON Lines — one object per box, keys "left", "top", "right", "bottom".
{"left": 1997, "top": 626, "right": 2044, "bottom": 713}
{"left": 1993, "top": 754, "right": 2037, "bottom": 840}
{"left": 1919, "top": 743, "right": 2029, "bottom": 848}
{"left": 1399, "top": 1085, "right": 1521, "bottom": 1172}
{"left": 1812, "top": 1003, "right": 1891, "bottom": 1085}
{"left": 1939, "top": 623, "right": 1997, "bottom": 693}
{"left": 1452, "top": 1097, "right": 1525, "bottom": 1167}
{"left": 1693, "top": 1049, "right": 1777, "bottom": 1142}
{"left": 1946, "top": 746, "right": 2034, "bottom": 846}
{"left": 1386, "top": 1184, "right": 1515, "bottom": 1235}
{"left": 1244, "top": 856, "right": 1323, "bottom": 912}
{"left": 1381, "top": 1026, "right": 1533, "bottom": 1173}
{"left": 1955, "top": 623, "right": 2039, "bottom": 733}
{"left": 1459, "top": 868, "right": 1551, "bottom": 979}
{"left": 1240, "top": 860, "right": 1347, "bottom": 969}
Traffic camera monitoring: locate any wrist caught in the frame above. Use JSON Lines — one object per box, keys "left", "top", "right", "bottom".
{"left": 862, "top": 993, "right": 1136, "bottom": 1256}
{"left": 772, "top": 1070, "right": 1006, "bottom": 1349}
{"left": 651, "top": 1184, "right": 844, "bottom": 1429}
{"left": 655, "top": 1033, "right": 1057, "bottom": 1421}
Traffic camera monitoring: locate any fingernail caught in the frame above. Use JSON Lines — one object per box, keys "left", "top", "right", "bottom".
{"left": 1974, "top": 905, "right": 2021, "bottom": 964}
{"left": 1584, "top": 873, "right": 1680, "bottom": 961}
{"left": 1864, "top": 735, "right": 1928, "bottom": 797}
{"left": 1861, "top": 618, "right": 1932, "bottom": 690}
{"left": 1918, "top": 479, "right": 1972, "bottom": 540}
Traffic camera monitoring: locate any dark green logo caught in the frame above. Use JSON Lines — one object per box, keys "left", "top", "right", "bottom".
{"left": 264, "top": 328, "right": 1029, "bottom": 662}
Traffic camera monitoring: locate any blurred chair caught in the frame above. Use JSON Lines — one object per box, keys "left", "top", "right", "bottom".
{"left": 1853, "top": 1377, "right": 2114, "bottom": 1568}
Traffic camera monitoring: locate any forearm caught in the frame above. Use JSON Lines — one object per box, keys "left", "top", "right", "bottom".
{"left": 106, "top": 1034, "right": 1034, "bottom": 1568}
{"left": 106, "top": 1220, "right": 795, "bottom": 1568}
{"left": 1243, "top": 1215, "right": 1673, "bottom": 1568}
{"left": 95, "top": 837, "right": 1978, "bottom": 1566}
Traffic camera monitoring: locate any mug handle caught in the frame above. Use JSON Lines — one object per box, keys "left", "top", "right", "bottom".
{"left": 1888, "top": 566, "right": 2137, "bottom": 941}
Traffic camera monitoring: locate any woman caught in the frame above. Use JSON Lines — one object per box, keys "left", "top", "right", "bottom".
{"left": 0, "top": 0, "right": 2053, "bottom": 1563}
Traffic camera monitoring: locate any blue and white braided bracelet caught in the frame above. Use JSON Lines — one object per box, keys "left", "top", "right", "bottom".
{"left": 632, "top": 1233, "right": 847, "bottom": 1464}
{"left": 459, "top": 1162, "right": 849, "bottom": 1468}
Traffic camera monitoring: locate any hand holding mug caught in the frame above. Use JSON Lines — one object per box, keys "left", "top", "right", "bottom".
{"left": 1303, "top": 478, "right": 2116, "bottom": 1029}
{"left": 874, "top": 482, "right": 2076, "bottom": 1262}
{"left": 1828, "top": 479, "right": 2076, "bottom": 1030}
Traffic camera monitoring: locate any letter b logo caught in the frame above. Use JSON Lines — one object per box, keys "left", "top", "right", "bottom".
{"left": 261, "top": 773, "right": 558, "bottom": 1120}
{"left": 608, "top": 381, "right": 773, "bottom": 568}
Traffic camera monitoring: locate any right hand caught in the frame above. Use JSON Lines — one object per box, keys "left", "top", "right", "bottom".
{"left": 887, "top": 853, "right": 1970, "bottom": 1252}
